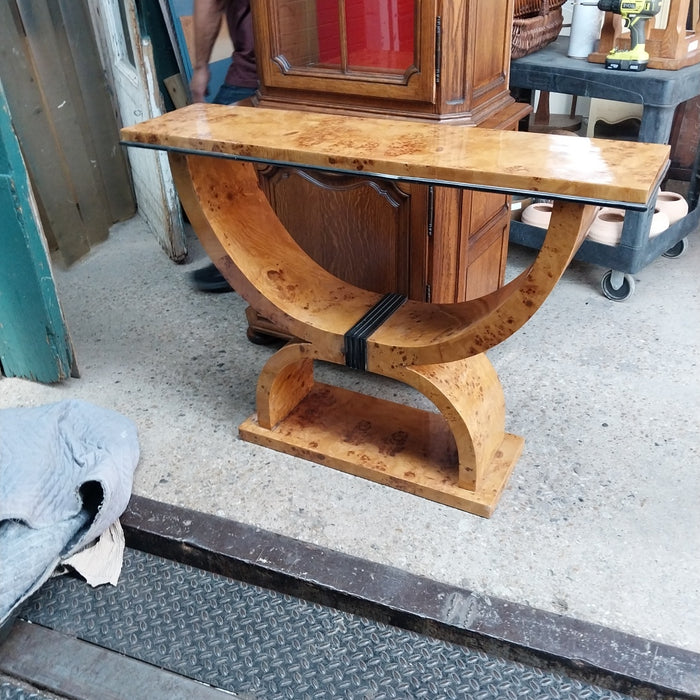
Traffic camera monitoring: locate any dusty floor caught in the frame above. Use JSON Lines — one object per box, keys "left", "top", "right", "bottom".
{"left": 1, "top": 214, "right": 698, "bottom": 654}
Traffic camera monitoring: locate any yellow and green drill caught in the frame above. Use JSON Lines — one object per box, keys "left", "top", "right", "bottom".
{"left": 597, "top": 0, "right": 662, "bottom": 71}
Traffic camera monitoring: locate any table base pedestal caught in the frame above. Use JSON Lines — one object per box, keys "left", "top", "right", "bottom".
{"left": 239, "top": 342, "right": 524, "bottom": 517}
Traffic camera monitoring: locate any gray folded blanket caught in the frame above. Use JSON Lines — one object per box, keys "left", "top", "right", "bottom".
{"left": 0, "top": 399, "right": 139, "bottom": 628}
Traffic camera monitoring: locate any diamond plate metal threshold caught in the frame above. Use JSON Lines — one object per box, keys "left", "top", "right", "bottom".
{"left": 0, "top": 621, "right": 238, "bottom": 700}
{"left": 4, "top": 495, "right": 696, "bottom": 699}
{"left": 119, "top": 496, "right": 698, "bottom": 700}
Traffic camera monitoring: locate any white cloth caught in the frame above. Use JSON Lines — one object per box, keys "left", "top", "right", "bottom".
{"left": 0, "top": 399, "right": 139, "bottom": 626}
{"left": 62, "top": 520, "right": 126, "bottom": 587}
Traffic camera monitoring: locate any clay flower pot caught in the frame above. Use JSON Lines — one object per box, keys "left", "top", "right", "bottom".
{"left": 655, "top": 191, "right": 688, "bottom": 225}
{"left": 586, "top": 207, "right": 625, "bottom": 245}
{"left": 648, "top": 208, "right": 670, "bottom": 238}
{"left": 521, "top": 202, "right": 553, "bottom": 229}
{"left": 586, "top": 206, "right": 670, "bottom": 245}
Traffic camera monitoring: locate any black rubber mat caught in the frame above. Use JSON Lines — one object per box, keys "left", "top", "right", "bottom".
{"left": 14, "top": 547, "right": 635, "bottom": 700}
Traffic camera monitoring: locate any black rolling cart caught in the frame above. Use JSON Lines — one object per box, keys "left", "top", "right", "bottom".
{"left": 509, "top": 38, "right": 700, "bottom": 300}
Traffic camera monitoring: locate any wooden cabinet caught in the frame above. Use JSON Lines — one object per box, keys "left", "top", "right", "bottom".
{"left": 252, "top": 0, "right": 517, "bottom": 124}
{"left": 249, "top": 0, "right": 527, "bottom": 325}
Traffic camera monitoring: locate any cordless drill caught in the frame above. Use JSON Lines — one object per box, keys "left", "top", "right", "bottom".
{"left": 597, "top": 0, "right": 662, "bottom": 71}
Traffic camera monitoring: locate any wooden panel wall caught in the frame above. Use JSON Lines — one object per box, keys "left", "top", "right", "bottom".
{"left": 0, "top": 0, "right": 135, "bottom": 266}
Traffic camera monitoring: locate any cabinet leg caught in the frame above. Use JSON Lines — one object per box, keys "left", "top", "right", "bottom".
{"left": 245, "top": 306, "right": 296, "bottom": 346}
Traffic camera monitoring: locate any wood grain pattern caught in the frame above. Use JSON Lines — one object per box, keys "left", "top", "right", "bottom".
{"left": 257, "top": 165, "right": 412, "bottom": 295}
{"left": 122, "top": 104, "right": 668, "bottom": 516}
{"left": 250, "top": 0, "right": 517, "bottom": 124}
{"left": 121, "top": 103, "right": 669, "bottom": 206}
{"left": 169, "top": 151, "right": 598, "bottom": 366}
{"left": 164, "top": 150, "right": 581, "bottom": 514}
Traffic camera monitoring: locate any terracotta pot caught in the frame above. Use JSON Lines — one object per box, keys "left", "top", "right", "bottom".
{"left": 655, "top": 191, "right": 688, "bottom": 224}
{"left": 521, "top": 202, "right": 553, "bottom": 229}
{"left": 510, "top": 197, "right": 533, "bottom": 221}
{"left": 586, "top": 207, "right": 625, "bottom": 245}
{"left": 587, "top": 206, "right": 670, "bottom": 244}
{"left": 648, "top": 208, "right": 670, "bottom": 238}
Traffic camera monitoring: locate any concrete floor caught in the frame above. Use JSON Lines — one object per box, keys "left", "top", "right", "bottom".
{"left": 1, "top": 213, "right": 698, "bottom": 656}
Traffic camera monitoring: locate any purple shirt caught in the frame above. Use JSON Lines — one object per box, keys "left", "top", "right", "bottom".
{"left": 224, "top": 1, "right": 258, "bottom": 88}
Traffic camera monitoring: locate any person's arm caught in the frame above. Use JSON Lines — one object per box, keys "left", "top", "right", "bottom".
{"left": 190, "top": 0, "right": 227, "bottom": 103}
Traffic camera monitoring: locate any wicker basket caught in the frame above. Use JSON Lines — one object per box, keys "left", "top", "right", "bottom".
{"left": 511, "top": 0, "right": 566, "bottom": 59}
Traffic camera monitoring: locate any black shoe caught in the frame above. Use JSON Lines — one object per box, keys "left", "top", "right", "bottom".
{"left": 191, "top": 263, "right": 233, "bottom": 293}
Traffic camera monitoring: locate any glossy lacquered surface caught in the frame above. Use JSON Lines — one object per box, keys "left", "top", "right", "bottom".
{"left": 121, "top": 103, "right": 669, "bottom": 208}
{"left": 119, "top": 103, "right": 667, "bottom": 517}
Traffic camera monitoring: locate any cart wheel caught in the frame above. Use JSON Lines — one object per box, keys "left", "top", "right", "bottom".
{"left": 662, "top": 237, "right": 688, "bottom": 258}
{"left": 601, "top": 270, "right": 635, "bottom": 301}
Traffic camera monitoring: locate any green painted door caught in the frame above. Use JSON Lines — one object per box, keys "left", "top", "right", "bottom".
{"left": 0, "top": 79, "right": 74, "bottom": 383}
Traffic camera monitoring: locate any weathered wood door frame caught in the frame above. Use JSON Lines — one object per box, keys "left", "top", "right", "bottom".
{"left": 88, "top": 0, "right": 186, "bottom": 261}
{"left": 0, "top": 79, "right": 75, "bottom": 383}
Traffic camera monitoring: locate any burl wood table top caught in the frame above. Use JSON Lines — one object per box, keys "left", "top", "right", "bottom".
{"left": 121, "top": 103, "right": 669, "bottom": 210}
{"left": 119, "top": 103, "right": 672, "bottom": 516}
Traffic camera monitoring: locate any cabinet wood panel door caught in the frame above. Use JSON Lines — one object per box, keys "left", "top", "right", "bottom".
{"left": 247, "top": 0, "right": 525, "bottom": 339}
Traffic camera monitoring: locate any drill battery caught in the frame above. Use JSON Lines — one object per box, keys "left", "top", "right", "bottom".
{"left": 597, "top": 0, "right": 662, "bottom": 71}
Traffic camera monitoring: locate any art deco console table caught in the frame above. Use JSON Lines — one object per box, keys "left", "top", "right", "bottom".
{"left": 121, "top": 103, "right": 668, "bottom": 517}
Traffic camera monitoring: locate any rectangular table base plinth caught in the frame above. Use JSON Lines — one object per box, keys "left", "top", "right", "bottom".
{"left": 239, "top": 383, "right": 524, "bottom": 518}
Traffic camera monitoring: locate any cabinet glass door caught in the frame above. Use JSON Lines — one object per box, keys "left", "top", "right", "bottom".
{"left": 254, "top": 0, "right": 437, "bottom": 103}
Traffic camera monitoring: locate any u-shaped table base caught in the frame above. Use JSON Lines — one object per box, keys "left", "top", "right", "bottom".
{"left": 240, "top": 341, "right": 524, "bottom": 517}
{"left": 168, "top": 150, "right": 598, "bottom": 517}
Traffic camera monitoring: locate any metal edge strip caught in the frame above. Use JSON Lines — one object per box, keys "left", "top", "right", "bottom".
{"left": 121, "top": 495, "right": 699, "bottom": 700}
